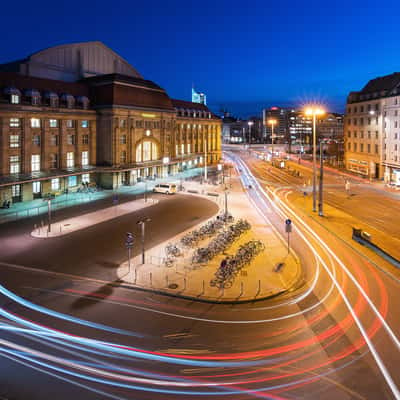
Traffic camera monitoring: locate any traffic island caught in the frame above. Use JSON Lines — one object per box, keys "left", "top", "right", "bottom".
{"left": 116, "top": 173, "right": 303, "bottom": 303}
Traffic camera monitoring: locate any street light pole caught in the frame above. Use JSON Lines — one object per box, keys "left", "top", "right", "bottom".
{"left": 47, "top": 199, "right": 52, "bottom": 233}
{"left": 247, "top": 121, "right": 253, "bottom": 151}
{"left": 305, "top": 106, "right": 325, "bottom": 213}
{"left": 267, "top": 119, "right": 277, "bottom": 163}
{"left": 318, "top": 140, "right": 324, "bottom": 217}
{"left": 137, "top": 217, "right": 151, "bottom": 265}
{"left": 204, "top": 134, "right": 208, "bottom": 182}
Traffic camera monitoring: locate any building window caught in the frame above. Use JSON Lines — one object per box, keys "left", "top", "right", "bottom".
{"left": 31, "top": 154, "right": 40, "bottom": 172}
{"left": 360, "top": 131, "right": 364, "bottom": 139}
{"left": 395, "top": 121, "right": 398, "bottom": 128}
{"left": 67, "top": 152, "right": 74, "bottom": 168}
{"left": 368, "top": 131, "right": 371, "bottom": 139}
{"left": 136, "top": 140, "right": 158, "bottom": 162}
{"left": 32, "top": 135, "right": 41, "bottom": 146}
{"left": 51, "top": 178, "right": 60, "bottom": 191}
{"left": 50, "top": 135, "right": 59, "bottom": 146}
{"left": 187, "top": 143, "right": 191, "bottom": 154}
{"left": 347, "top": 131, "right": 351, "bottom": 137}
{"left": 354, "top": 131, "right": 357, "bottom": 138}
{"left": 68, "top": 176, "right": 77, "bottom": 187}
{"left": 31, "top": 96, "right": 40, "bottom": 106}
{"left": 375, "top": 131, "right": 379, "bottom": 139}
{"left": 136, "top": 120, "right": 143, "bottom": 128}
{"left": 82, "top": 173, "right": 90, "bottom": 184}
{"left": 11, "top": 184, "right": 20, "bottom": 197}
{"left": 367, "top": 144, "right": 371, "bottom": 153}
{"left": 120, "top": 119, "right": 127, "bottom": 128}
{"left": 11, "top": 94, "right": 20, "bottom": 104}
{"left": 49, "top": 119, "right": 58, "bottom": 128}
{"left": 31, "top": 118, "right": 40, "bottom": 128}
{"left": 82, "top": 134, "right": 89, "bottom": 145}
{"left": 120, "top": 151, "right": 126, "bottom": 164}
{"left": 50, "top": 97, "right": 58, "bottom": 108}
{"left": 67, "top": 134, "right": 75, "bottom": 145}
{"left": 81, "top": 151, "right": 89, "bottom": 166}
{"left": 360, "top": 143, "right": 364, "bottom": 152}
{"left": 375, "top": 145, "right": 379, "bottom": 154}
{"left": 120, "top": 135, "right": 127, "bottom": 144}
{"left": 32, "top": 181, "right": 41, "bottom": 194}
{"left": 353, "top": 143, "right": 357, "bottom": 152}
{"left": 50, "top": 153, "right": 58, "bottom": 169}
{"left": 10, "top": 155, "right": 20, "bottom": 173}
{"left": 181, "top": 143, "right": 185, "bottom": 154}
{"left": 9, "top": 118, "right": 20, "bottom": 128}
{"left": 66, "top": 119, "right": 74, "bottom": 128}
{"left": 81, "top": 120, "right": 89, "bottom": 128}
{"left": 10, "top": 135, "right": 19, "bottom": 148}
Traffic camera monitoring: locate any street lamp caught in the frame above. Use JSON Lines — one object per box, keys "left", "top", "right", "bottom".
{"left": 136, "top": 217, "right": 151, "bottom": 265}
{"left": 305, "top": 106, "right": 325, "bottom": 212}
{"left": 267, "top": 119, "right": 277, "bottom": 162}
{"left": 204, "top": 134, "right": 208, "bottom": 183}
{"left": 247, "top": 121, "right": 253, "bottom": 148}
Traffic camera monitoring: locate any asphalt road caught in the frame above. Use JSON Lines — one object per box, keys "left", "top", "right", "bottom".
{"left": 1, "top": 161, "right": 400, "bottom": 400}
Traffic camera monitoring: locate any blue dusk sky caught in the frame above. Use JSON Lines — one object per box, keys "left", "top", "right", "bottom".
{"left": 0, "top": 0, "right": 399, "bottom": 117}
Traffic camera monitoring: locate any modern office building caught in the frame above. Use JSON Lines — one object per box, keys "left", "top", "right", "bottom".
{"left": 345, "top": 72, "right": 400, "bottom": 180}
{"left": 192, "top": 87, "right": 207, "bottom": 105}
{"left": 263, "top": 107, "right": 289, "bottom": 144}
{"left": 0, "top": 42, "right": 221, "bottom": 204}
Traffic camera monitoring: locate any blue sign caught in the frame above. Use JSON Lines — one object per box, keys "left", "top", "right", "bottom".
{"left": 285, "top": 219, "right": 292, "bottom": 225}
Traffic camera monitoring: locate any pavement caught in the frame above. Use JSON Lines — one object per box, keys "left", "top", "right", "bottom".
{"left": 26, "top": 166, "right": 302, "bottom": 303}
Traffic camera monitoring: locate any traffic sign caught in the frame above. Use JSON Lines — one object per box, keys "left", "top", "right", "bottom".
{"left": 285, "top": 219, "right": 292, "bottom": 233}
{"left": 285, "top": 219, "right": 292, "bottom": 225}
{"left": 125, "top": 232, "right": 134, "bottom": 249}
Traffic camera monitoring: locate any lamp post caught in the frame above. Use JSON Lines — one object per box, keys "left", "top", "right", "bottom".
{"left": 305, "top": 106, "right": 325, "bottom": 212}
{"left": 136, "top": 217, "right": 151, "bottom": 265}
{"left": 247, "top": 121, "right": 253, "bottom": 150}
{"left": 267, "top": 119, "right": 277, "bottom": 162}
{"left": 204, "top": 134, "right": 208, "bottom": 183}
{"left": 47, "top": 198, "right": 52, "bottom": 233}
{"left": 319, "top": 140, "right": 324, "bottom": 216}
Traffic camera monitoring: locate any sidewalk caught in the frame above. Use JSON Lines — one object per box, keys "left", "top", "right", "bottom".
{"left": 0, "top": 167, "right": 205, "bottom": 225}
{"left": 116, "top": 173, "right": 302, "bottom": 303}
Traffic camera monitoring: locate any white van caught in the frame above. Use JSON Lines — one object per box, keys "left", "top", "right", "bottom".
{"left": 153, "top": 183, "right": 177, "bottom": 195}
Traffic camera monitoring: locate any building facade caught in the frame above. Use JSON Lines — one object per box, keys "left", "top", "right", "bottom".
{"left": 345, "top": 72, "right": 400, "bottom": 180}
{"left": 0, "top": 42, "right": 221, "bottom": 204}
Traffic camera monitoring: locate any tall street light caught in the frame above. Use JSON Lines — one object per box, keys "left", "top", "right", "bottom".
{"left": 267, "top": 119, "right": 277, "bottom": 162}
{"left": 247, "top": 121, "right": 253, "bottom": 149}
{"left": 305, "top": 106, "right": 325, "bottom": 212}
{"left": 204, "top": 134, "right": 208, "bottom": 183}
{"left": 137, "top": 217, "right": 151, "bottom": 265}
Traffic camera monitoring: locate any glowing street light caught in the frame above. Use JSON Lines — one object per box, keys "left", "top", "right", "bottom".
{"left": 247, "top": 121, "right": 253, "bottom": 147}
{"left": 267, "top": 119, "right": 277, "bottom": 161}
{"left": 304, "top": 106, "right": 325, "bottom": 213}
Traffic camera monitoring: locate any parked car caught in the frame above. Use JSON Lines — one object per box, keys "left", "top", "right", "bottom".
{"left": 153, "top": 183, "right": 177, "bottom": 195}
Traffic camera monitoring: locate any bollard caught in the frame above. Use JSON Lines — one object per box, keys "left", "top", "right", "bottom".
{"left": 166, "top": 274, "right": 169, "bottom": 287}
{"left": 59, "top": 225, "right": 62, "bottom": 233}
{"left": 134, "top": 268, "right": 137, "bottom": 284}
{"left": 202, "top": 280, "right": 205, "bottom": 294}
{"left": 183, "top": 277, "right": 187, "bottom": 291}
{"left": 239, "top": 281, "right": 244, "bottom": 298}
{"left": 256, "top": 280, "right": 261, "bottom": 297}
{"left": 150, "top": 272, "right": 152, "bottom": 287}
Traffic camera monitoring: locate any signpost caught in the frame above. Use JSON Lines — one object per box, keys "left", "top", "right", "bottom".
{"left": 285, "top": 219, "right": 292, "bottom": 254}
{"left": 125, "top": 232, "right": 134, "bottom": 276}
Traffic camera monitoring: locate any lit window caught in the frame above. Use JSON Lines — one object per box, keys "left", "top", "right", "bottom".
{"left": 11, "top": 94, "right": 20, "bottom": 104}
{"left": 120, "top": 119, "right": 126, "bottom": 128}
{"left": 11, "top": 185, "right": 20, "bottom": 197}
{"left": 50, "top": 153, "right": 58, "bottom": 169}
{"left": 68, "top": 176, "right": 77, "bottom": 187}
{"left": 9, "top": 118, "right": 20, "bottom": 128}
{"left": 82, "top": 174, "right": 90, "bottom": 184}
{"left": 50, "top": 135, "right": 59, "bottom": 146}
{"left": 31, "top": 118, "right": 40, "bottom": 128}
{"left": 81, "top": 151, "right": 89, "bottom": 166}
{"left": 31, "top": 154, "right": 40, "bottom": 172}
{"left": 49, "top": 119, "right": 58, "bottom": 128}
{"left": 67, "top": 152, "right": 74, "bottom": 168}
{"left": 67, "top": 134, "right": 75, "bottom": 145}
{"left": 81, "top": 120, "right": 89, "bottom": 128}
{"left": 32, "top": 181, "right": 41, "bottom": 194}
{"left": 120, "top": 135, "right": 127, "bottom": 144}
{"left": 10, "top": 155, "right": 20, "bottom": 173}
{"left": 10, "top": 135, "right": 19, "bottom": 148}
{"left": 66, "top": 119, "right": 74, "bottom": 128}
{"left": 120, "top": 151, "right": 126, "bottom": 163}
{"left": 51, "top": 178, "right": 60, "bottom": 191}
{"left": 82, "top": 134, "right": 89, "bottom": 145}
{"left": 181, "top": 144, "right": 185, "bottom": 154}
{"left": 187, "top": 144, "right": 191, "bottom": 154}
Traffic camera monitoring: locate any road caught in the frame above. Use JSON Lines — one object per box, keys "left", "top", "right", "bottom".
{"left": 1, "top": 159, "right": 400, "bottom": 399}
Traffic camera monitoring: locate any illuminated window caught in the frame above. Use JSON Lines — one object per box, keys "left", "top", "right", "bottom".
{"left": 67, "top": 152, "right": 74, "bottom": 168}
{"left": 31, "top": 154, "right": 40, "bottom": 172}
{"left": 11, "top": 94, "right": 20, "bottom": 104}
{"left": 51, "top": 178, "right": 60, "bottom": 191}
{"left": 10, "top": 155, "right": 20, "bottom": 173}
{"left": 136, "top": 140, "right": 158, "bottom": 162}
{"left": 10, "top": 135, "right": 19, "bottom": 148}
{"left": 81, "top": 151, "right": 89, "bottom": 166}
{"left": 31, "top": 118, "right": 40, "bottom": 128}
{"left": 10, "top": 118, "right": 20, "bottom": 128}
{"left": 49, "top": 119, "right": 58, "bottom": 128}
{"left": 81, "top": 120, "right": 89, "bottom": 128}
{"left": 66, "top": 119, "right": 74, "bottom": 128}
{"left": 32, "top": 181, "right": 41, "bottom": 193}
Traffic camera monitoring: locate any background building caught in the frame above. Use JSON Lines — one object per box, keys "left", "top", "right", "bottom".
{"left": 0, "top": 42, "right": 221, "bottom": 204}
{"left": 191, "top": 87, "right": 207, "bottom": 105}
{"left": 345, "top": 72, "right": 400, "bottom": 180}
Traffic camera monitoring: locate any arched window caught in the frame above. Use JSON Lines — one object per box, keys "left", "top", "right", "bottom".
{"left": 136, "top": 140, "right": 159, "bottom": 162}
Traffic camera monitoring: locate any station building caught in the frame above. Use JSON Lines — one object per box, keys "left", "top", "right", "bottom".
{"left": 0, "top": 41, "right": 221, "bottom": 203}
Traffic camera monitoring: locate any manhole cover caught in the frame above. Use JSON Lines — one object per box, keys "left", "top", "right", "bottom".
{"left": 241, "top": 270, "right": 248, "bottom": 276}
{"left": 168, "top": 283, "right": 179, "bottom": 289}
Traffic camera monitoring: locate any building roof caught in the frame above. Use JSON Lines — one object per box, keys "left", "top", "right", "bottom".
{"left": 0, "top": 41, "right": 143, "bottom": 82}
{"left": 171, "top": 99, "right": 211, "bottom": 111}
{"left": 361, "top": 72, "right": 400, "bottom": 94}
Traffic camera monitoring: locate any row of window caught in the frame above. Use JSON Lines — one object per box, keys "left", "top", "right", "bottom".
{"left": 9, "top": 133, "right": 90, "bottom": 148}
{"left": 347, "top": 117, "right": 379, "bottom": 126}
{"left": 9, "top": 118, "right": 90, "bottom": 129}
{"left": 347, "top": 103, "right": 380, "bottom": 114}
{"left": 347, "top": 131, "right": 379, "bottom": 139}
{"left": 9, "top": 151, "right": 89, "bottom": 174}
{"left": 347, "top": 142, "right": 379, "bottom": 154}
{"left": 6, "top": 93, "right": 89, "bottom": 109}
{"left": 176, "top": 109, "right": 212, "bottom": 119}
